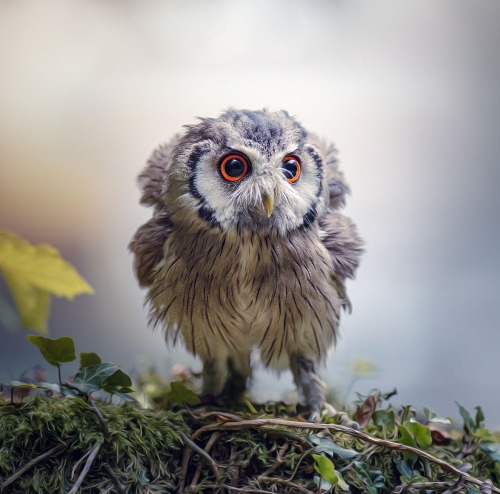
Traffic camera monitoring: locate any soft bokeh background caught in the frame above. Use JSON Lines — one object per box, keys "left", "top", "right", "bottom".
{"left": 1, "top": 1, "right": 499, "bottom": 425}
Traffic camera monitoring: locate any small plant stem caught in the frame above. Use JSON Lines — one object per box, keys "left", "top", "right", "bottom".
{"left": 68, "top": 441, "right": 102, "bottom": 494}
{"left": 166, "top": 420, "right": 219, "bottom": 473}
{"left": 0, "top": 438, "right": 75, "bottom": 491}
{"left": 57, "top": 365, "right": 63, "bottom": 386}
{"left": 190, "top": 431, "right": 222, "bottom": 488}
{"left": 87, "top": 395, "right": 107, "bottom": 430}
{"left": 257, "top": 475, "right": 315, "bottom": 494}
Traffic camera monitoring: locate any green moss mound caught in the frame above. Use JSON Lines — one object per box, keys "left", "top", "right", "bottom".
{"left": 0, "top": 396, "right": 499, "bottom": 493}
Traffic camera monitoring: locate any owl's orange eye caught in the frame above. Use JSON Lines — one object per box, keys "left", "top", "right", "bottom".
{"left": 282, "top": 155, "right": 301, "bottom": 183}
{"left": 219, "top": 154, "right": 250, "bottom": 182}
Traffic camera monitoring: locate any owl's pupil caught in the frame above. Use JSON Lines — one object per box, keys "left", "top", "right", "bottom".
{"left": 283, "top": 160, "right": 298, "bottom": 179}
{"left": 225, "top": 158, "right": 245, "bottom": 177}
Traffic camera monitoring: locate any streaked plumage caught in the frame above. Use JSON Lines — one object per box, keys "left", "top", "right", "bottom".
{"left": 130, "top": 109, "right": 363, "bottom": 419}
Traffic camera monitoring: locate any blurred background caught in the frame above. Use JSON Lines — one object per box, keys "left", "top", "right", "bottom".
{"left": 1, "top": 0, "right": 499, "bottom": 426}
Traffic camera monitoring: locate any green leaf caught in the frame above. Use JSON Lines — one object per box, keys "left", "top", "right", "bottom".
{"left": 373, "top": 409, "right": 396, "bottom": 429}
{"left": 0, "top": 231, "right": 94, "bottom": 299}
{"left": 397, "top": 424, "right": 416, "bottom": 447}
{"left": 313, "top": 454, "right": 339, "bottom": 485}
{"left": 102, "top": 369, "right": 133, "bottom": 391}
{"left": 5, "top": 381, "right": 37, "bottom": 389}
{"left": 167, "top": 381, "right": 201, "bottom": 406}
{"left": 475, "top": 406, "right": 485, "bottom": 428}
{"left": 80, "top": 352, "right": 102, "bottom": 368}
{"left": 310, "top": 435, "right": 359, "bottom": 460}
{"left": 423, "top": 407, "right": 452, "bottom": 425}
{"left": 27, "top": 335, "right": 76, "bottom": 367}
{"left": 406, "top": 419, "right": 432, "bottom": 449}
{"left": 244, "top": 400, "right": 258, "bottom": 414}
{"left": 456, "top": 402, "right": 476, "bottom": 434}
{"left": 354, "top": 461, "right": 385, "bottom": 492}
{"left": 480, "top": 442, "right": 500, "bottom": 462}
{"left": 393, "top": 457, "right": 422, "bottom": 479}
{"left": 3, "top": 271, "right": 51, "bottom": 334}
{"left": 73, "top": 363, "right": 119, "bottom": 393}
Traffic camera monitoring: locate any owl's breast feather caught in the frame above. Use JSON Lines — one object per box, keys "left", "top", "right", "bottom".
{"left": 149, "top": 226, "right": 341, "bottom": 366}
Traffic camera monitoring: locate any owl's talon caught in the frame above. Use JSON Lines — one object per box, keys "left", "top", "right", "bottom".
{"left": 321, "top": 403, "right": 360, "bottom": 429}
{"left": 308, "top": 410, "right": 322, "bottom": 423}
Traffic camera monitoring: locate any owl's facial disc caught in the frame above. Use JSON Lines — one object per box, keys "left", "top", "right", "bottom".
{"left": 190, "top": 144, "right": 324, "bottom": 234}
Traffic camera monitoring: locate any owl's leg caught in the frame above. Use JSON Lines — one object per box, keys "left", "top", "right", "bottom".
{"left": 220, "top": 352, "right": 252, "bottom": 402}
{"left": 201, "top": 357, "right": 228, "bottom": 400}
{"left": 290, "top": 353, "right": 359, "bottom": 428}
{"left": 290, "top": 353, "right": 326, "bottom": 421}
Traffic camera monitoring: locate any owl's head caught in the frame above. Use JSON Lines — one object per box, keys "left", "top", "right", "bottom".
{"left": 161, "top": 109, "right": 335, "bottom": 235}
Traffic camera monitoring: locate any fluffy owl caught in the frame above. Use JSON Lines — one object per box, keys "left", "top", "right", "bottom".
{"left": 130, "top": 109, "right": 363, "bottom": 420}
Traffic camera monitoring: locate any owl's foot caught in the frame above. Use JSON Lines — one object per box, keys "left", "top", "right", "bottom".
{"left": 320, "top": 402, "right": 360, "bottom": 429}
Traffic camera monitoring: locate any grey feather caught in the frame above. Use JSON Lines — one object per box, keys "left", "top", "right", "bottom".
{"left": 130, "top": 108, "right": 363, "bottom": 418}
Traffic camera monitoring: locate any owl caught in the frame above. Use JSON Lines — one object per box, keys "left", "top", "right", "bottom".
{"left": 130, "top": 109, "right": 363, "bottom": 421}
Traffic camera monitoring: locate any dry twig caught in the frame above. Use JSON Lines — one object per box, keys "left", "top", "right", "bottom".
{"left": 195, "top": 417, "right": 500, "bottom": 493}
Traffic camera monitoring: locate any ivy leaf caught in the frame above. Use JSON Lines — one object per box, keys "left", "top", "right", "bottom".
{"left": 0, "top": 231, "right": 94, "bottom": 299}
{"left": 313, "top": 454, "right": 339, "bottom": 485}
{"left": 480, "top": 442, "right": 500, "bottom": 462}
{"left": 73, "top": 363, "right": 119, "bottom": 393}
{"left": 373, "top": 409, "right": 396, "bottom": 429}
{"left": 167, "top": 381, "right": 201, "bottom": 406}
{"left": 354, "top": 461, "right": 385, "bottom": 493}
{"left": 80, "top": 352, "right": 102, "bottom": 368}
{"left": 393, "top": 457, "right": 421, "bottom": 478}
{"left": 310, "top": 435, "right": 358, "bottom": 460}
{"left": 456, "top": 402, "right": 476, "bottom": 434}
{"left": 27, "top": 335, "right": 76, "bottom": 367}
{"left": 312, "top": 454, "right": 349, "bottom": 491}
{"left": 3, "top": 272, "right": 51, "bottom": 334}
{"left": 5, "top": 381, "right": 37, "bottom": 390}
{"left": 406, "top": 419, "right": 432, "bottom": 449}
{"left": 102, "top": 369, "right": 133, "bottom": 392}
{"left": 397, "top": 424, "right": 416, "bottom": 448}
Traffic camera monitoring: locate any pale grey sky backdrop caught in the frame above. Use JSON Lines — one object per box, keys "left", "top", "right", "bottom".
{"left": 1, "top": 1, "right": 499, "bottom": 426}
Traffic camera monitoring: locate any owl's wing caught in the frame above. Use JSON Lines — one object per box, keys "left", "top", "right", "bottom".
{"left": 309, "top": 135, "right": 350, "bottom": 209}
{"left": 129, "top": 137, "right": 179, "bottom": 287}
{"left": 319, "top": 212, "right": 364, "bottom": 312}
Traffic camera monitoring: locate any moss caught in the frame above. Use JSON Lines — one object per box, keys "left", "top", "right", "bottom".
{"left": 0, "top": 396, "right": 499, "bottom": 493}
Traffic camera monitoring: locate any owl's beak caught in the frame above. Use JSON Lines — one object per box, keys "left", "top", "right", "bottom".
{"left": 262, "top": 192, "right": 274, "bottom": 218}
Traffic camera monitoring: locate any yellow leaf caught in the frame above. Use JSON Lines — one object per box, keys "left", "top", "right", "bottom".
{"left": 3, "top": 271, "right": 50, "bottom": 334}
{"left": 0, "top": 231, "right": 94, "bottom": 299}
